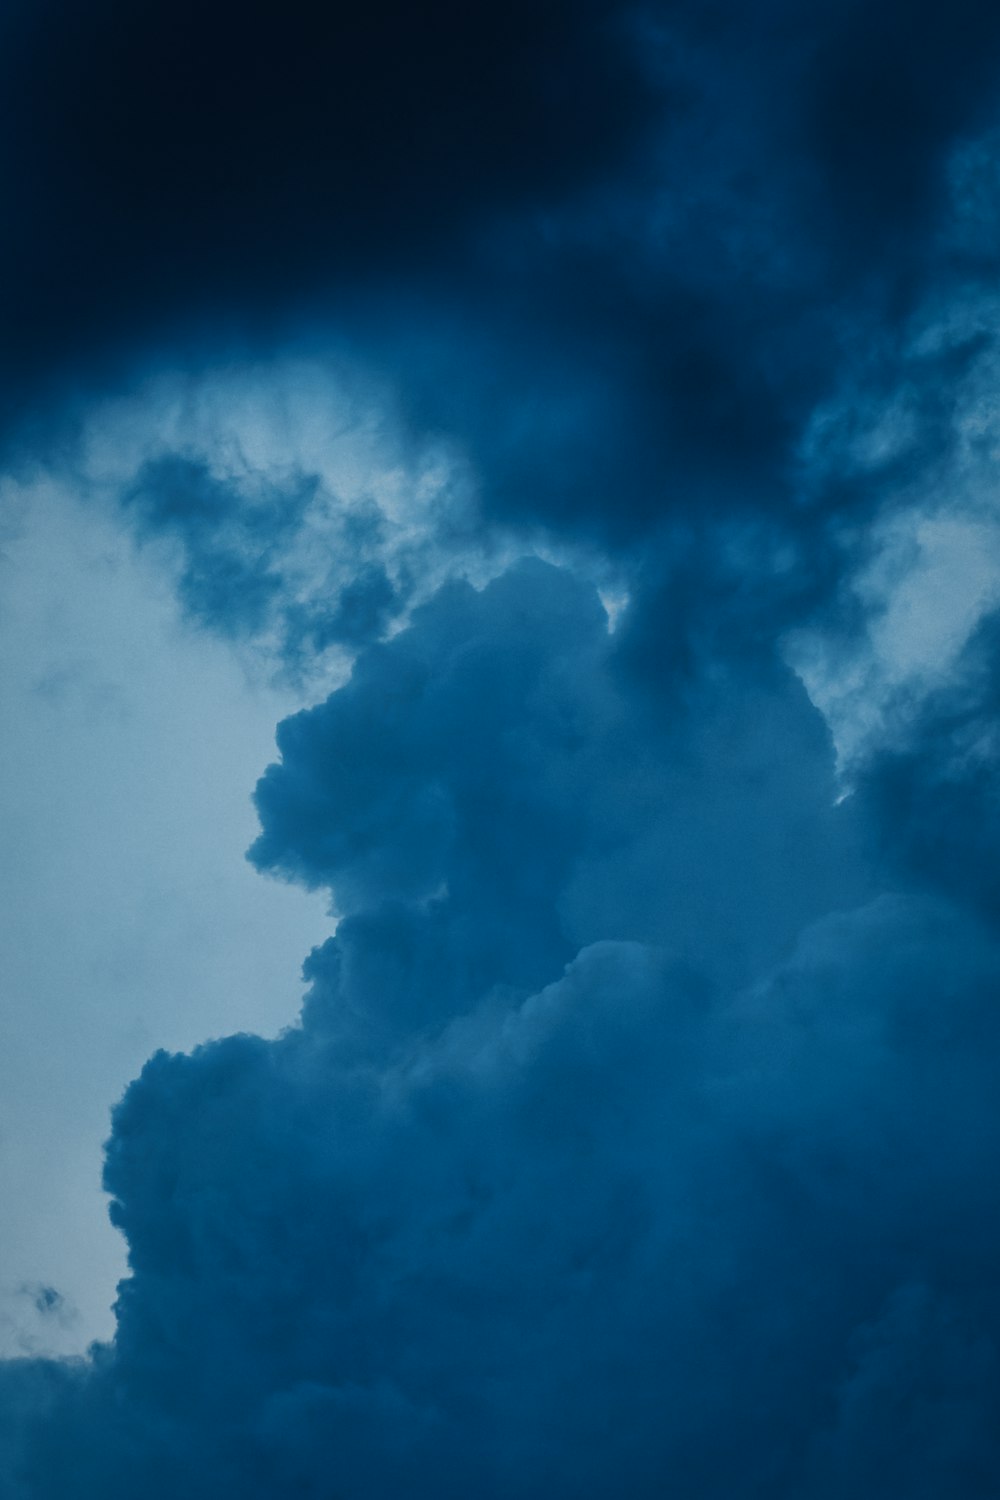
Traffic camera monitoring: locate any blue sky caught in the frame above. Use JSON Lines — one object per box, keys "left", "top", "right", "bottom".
{"left": 4, "top": 2, "right": 1000, "bottom": 1495}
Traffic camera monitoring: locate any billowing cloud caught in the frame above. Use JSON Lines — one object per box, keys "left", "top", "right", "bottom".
{"left": 5, "top": 0, "right": 1000, "bottom": 1494}
{"left": 4, "top": 559, "right": 1000, "bottom": 1494}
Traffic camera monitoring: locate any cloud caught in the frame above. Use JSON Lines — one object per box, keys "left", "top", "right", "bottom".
{"left": 15, "top": 359, "right": 630, "bottom": 684}
{"left": 857, "top": 604, "right": 1000, "bottom": 926}
{"left": 251, "top": 560, "right": 865, "bottom": 1004}
{"left": 6, "top": 0, "right": 1000, "bottom": 557}
{"left": 5, "top": 1, "right": 1000, "bottom": 1493}
{"left": 5, "top": 559, "right": 1000, "bottom": 1493}
{"left": 0, "top": 0, "right": 656, "bottom": 409}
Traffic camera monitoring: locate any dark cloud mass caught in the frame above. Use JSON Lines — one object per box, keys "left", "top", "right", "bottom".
{"left": 0, "top": 0, "right": 651, "bottom": 392}
{"left": 5, "top": 0, "right": 1000, "bottom": 1495}
{"left": 5, "top": 562, "right": 1000, "bottom": 1495}
{"left": 7, "top": 0, "right": 1000, "bottom": 542}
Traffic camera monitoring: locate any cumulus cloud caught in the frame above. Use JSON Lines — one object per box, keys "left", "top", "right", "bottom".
{"left": 251, "top": 561, "right": 866, "bottom": 1002}
{"left": 4, "top": 558, "right": 1000, "bottom": 1494}
{"left": 5, "top": 0, "right": 1000, "bottom": 1494}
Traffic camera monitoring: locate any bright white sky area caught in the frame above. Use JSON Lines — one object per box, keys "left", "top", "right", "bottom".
{"left": 0, "top": 478, "right": 328, "bottom": 1356}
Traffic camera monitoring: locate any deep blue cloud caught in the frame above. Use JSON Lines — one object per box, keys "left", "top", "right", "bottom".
{"left": 5, "top": 560, "right": 1000, "bottom": 1495}
{"left": 7, "top": 0, "right": 1000, "bottom": 553}
{"left": 0, "top": 0, "right": 655, "bottom": 403}
{"left": 5, "top": 1, "right": 1000, "bottom": 1494}
{"left": 250, "top": 561, "right": 867, "bottom": 1003}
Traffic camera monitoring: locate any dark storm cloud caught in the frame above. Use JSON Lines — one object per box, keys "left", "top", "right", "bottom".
{"left": 4, "top": 562, "right": 1000, "bottom": 1496}
{"left": 0, "top": 0, "right": 653, "bottom": 393}
{"left": 5, "top": 2, "right": 1000, "bottom": 1495}
{"left": 250, "top": 561, "right": 866, "bottom": 1005}
{"left": 6, "top": 0, "right": 1000, "bottom": 552}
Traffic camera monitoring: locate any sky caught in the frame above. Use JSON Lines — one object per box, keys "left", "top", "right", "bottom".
{"left": 3, "top": 1, "right": 1000, "bottom": 1494}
